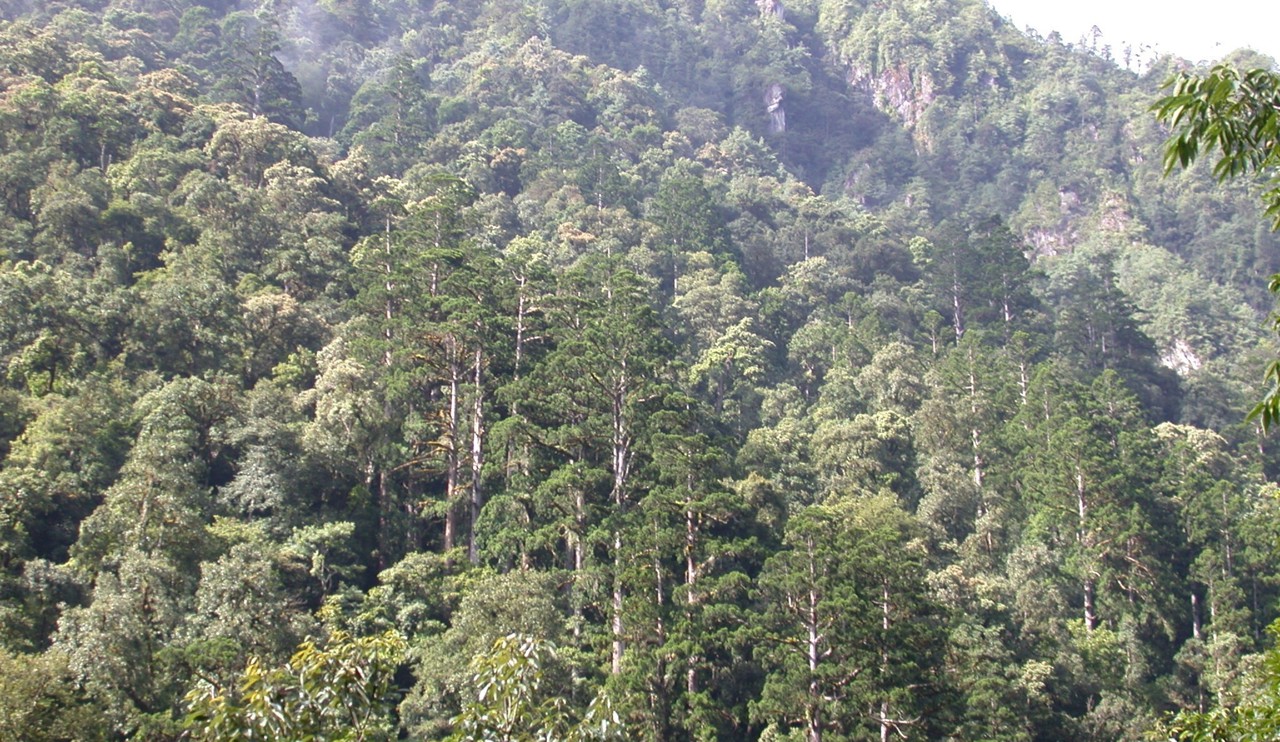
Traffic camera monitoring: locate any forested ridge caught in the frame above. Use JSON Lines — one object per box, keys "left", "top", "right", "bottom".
{"left": 1, "top": 0, "right": 1279, "bottom": 739}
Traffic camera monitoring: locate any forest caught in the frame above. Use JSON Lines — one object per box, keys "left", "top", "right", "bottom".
{"left": 1, "top": 0, "right": 1279, "bottom": 739}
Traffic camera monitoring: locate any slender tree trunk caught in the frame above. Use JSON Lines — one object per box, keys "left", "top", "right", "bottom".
{"left": 965, "top": 350, "right": 991, "bottom": 552}
{"left": 383, "top": 215, "right": 394, "bottom": 367}
{"left": 1191, "top": 592, "right": 1202, "bottom": 640}
{"left": 571, "top": 459, "right": 585, "bottom": 641}
{"left": 686, "top": 498, "right": 699, "bottom": 696}
{"left": 610, "top": 366, "right": 631, "bottom": 675}
{"left": 951, "top": 253, "right": 965, "bottom": 341}
{"left": 378, "top": 469, "right": 392, "bottom": 570}
{"left": 513, "top": 280, "right": 528, "bottom": 378}
{"left": 612, "top": 530, "right": 625, "bottom": 675}
{"left": 505, "top": 274, "right": 534, "bottom": 486}
{"left": 881, "top": 578, "right": 891, "bottom": 742}
{"left": 468, "top": 346, "right": 484, "bottom": 565}
{"left": 1076, "top": 468, "right": 1097, "bottom": 632}
{"left": 1018, "top": 359, "right": 1029, "bottom": 405}
{"left": 806, "top": 536, "right": 822, "bottom": 742}
{"left": 651, "top": 516, "right": 670, "bottom": 736}
{"left": 444, "top": 338, "right": 460, "bottom": 553}
{"left": 364, "top": 458, "right": 387, "bottom": 571}
{"left": 1084, "top": 578, "right": 1098, "bottom": 633}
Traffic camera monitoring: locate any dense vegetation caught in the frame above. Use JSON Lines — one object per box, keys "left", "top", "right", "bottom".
{"left": 1, "top": 0, "right": 1279, "bottom": 739}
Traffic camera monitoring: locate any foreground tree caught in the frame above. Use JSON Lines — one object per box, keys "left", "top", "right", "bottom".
{"left": 448, "top": 634, "right": 621, "bottom": 742}
{"left": 1154, "top": 63, "right": 1280, "bottom": 427}
{"left": 183, "top": 630, "right": 407, "bottom": 741}
{"left": 1160, "top": 625, "right": 1280, "bottom": 741}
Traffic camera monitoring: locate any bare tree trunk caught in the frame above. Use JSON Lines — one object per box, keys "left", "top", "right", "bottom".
{"left": 951, "top": 254, "right": 965, "bottom": 341}
{"left": 468, "top": 346, "right": 484, "bottom": 565}
{"left": 686, "top": 500, "right": 699, "bottom": 696}
{"left": 806, "top": 536, "right": 822, "bottom": 742}
{"left": 1191, "top": 591, "right": 1202, "bottom": 640}
{"left": 881, "top": 579, "right": 891, "bottom": 742}
{"left": 382, "top": 215, "right": 394, "bottom": 367}
{"left": 966, "top": 350, "right": 991, "bottom": 552}
{"left": 610, "top": 365, "right": 632, "bottom": 675}
{"left": 1018, "top": 358, "right": 1029, "bottom": 405}
{"left": 570, "top": 461, "right": 585, "bottom": 642}
{"left": 1076, "top": 468, "right": 1096, "bottom": 632}
{"left": 612, "top": 530, "right": 624, "bottom": 675}
{"left": 444, "top": 339, "right": 460, "bottom": 553}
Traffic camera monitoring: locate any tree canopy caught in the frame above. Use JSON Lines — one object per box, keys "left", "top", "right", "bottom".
{"left": 0, "top": 0, "right": 1277, "bottom": 739}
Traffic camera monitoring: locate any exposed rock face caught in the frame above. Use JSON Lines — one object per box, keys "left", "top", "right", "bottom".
{"left": 847, "top": 63, "right": 935, "bottom": 130}
{"left": 1026, "top": 228, "right": 1073, "bottom": 257}
{"left": 1096, "top": 191, "right": 1135, "bottom": 235}
{"left": 765, "top": 83, "right": 786, "bottom": 133}
{"left": 1024, "top": 188, "right": 1082, "bottom": 258}
{"left": 1161, "top": 338, "right": 1203, "bottom": 376}
{"left": 756, "top": 0, "right": 784, "bottom": 20}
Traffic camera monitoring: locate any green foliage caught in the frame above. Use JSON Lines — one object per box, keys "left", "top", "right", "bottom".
{"left": 183, "top": 629, "right": 408, "bottom": 742}
{"left": 0, "top": 647, "right": 108, "bottom": 740}
{"left": 752, "top": 495, "right": 947, "bottom": 739}
{"left": 0, "top": 1, "right": 1276, "bottom": 739}
{"left": 1154, "top": 63, "right": 1280, "bottom": 429}
{"left": 1159, "top": 624, "right": 1280, "bottom": 741}
{"left": 448, "top": 634, "right": 621, "bottom": 742}
{"left": 1155, "top": 65, "right": 1280, "bottom": 227}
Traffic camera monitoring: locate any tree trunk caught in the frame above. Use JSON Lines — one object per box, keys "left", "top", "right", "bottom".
{"left": 951, "top": 254, "right": 965, "bottom": 341}
{"left": 610, "top": 365, "right": 631, "bottom": 675}
{"left": 571, "top": 461, "right": 585, "bottom": 641}
{"left": 686, "top": 502, "right": 699, "bottom": 696}
{"left": 881, "top": 579, "right": 891, "bottom": 742}
{"left": 443, "top": 339, "right": 460, "bottom": 553}
{"left": 382, "top": 215, "right": 394, "bottom": 367}
{"left": 1084, "top": 578, "right": 1098, "bottom": 632}
{"left": 806, "top": 535, "right": 822, "bottom": 742}
{"left": 468, "top": 346, "right": 484, "bottom": 565}
{"left": 1076, "top": 468, "right": 1096, "bottom": 632}
{"left": 612, "top": 529, "right": 625, "bottom": 675}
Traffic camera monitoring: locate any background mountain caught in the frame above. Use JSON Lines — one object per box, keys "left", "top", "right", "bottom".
{"left": 1, "top": 0, "right": 1279, "bottom": 739}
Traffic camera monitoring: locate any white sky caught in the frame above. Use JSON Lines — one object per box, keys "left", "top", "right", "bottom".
{"left": 986, "top": 0, "right": 1280, "bottom": 65}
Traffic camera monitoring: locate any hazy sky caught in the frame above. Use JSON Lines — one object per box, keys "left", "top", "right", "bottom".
{"left": 985, "top": 0, "right": 1280, "bottom": 64}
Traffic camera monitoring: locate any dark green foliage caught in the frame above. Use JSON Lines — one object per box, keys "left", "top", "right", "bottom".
{"left": 752, "top": 495, "right": 947, "bottom": 740}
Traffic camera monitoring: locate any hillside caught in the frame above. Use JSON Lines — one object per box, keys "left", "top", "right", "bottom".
{"left": 1, "top": 0, "right": 1279, "bottom": 739}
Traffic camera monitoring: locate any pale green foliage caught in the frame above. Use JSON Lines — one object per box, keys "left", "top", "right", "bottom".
{"left": 690, "top": 316, "right": 773, "bottom": 416}
{"left": 300, "top": 331, "right": 383, "bottom": 470}
{"left": 183, "top": 629, "right": 408, "bottom": 742}
{"left": 448, "top": 634, "right": 621, "bottom": 742}
{"left": 188, "top": 541, "right": 310, "bottom": 660}
{"left": 54, "top": 548, "right": 193, "bottom": 734}
{"left": 283, "top": 521, "right": 361, "bottom": 594}
{"left": 0, "top": 648, "right": 107, "bottom": 741}
{"left": 71, "top": 376, "right": 236, "bottom": 574}
{"left": 402, "top": 570, "right": 569, "bottom": 738}
{"left": 1159, "top": 625, "right": 1280, "bottom": 741}
{"left": 854, "top": 341, "right": 927, "bottom": 414}
{"left": 810, "top": 409, "right": 915, "bottom": 498}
